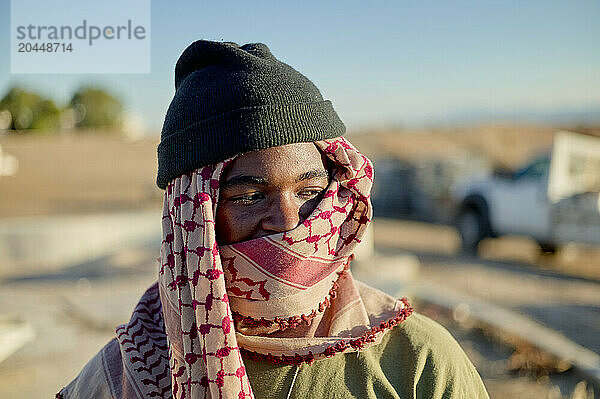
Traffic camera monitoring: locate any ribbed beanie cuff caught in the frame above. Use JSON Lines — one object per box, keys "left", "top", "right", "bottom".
{"left": 156, "top": 40, "right": 345, "bottom": 190}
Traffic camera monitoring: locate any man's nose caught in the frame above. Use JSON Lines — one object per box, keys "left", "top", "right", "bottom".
{"left": 261, "top": 194, "right": 302, "bottom": 234}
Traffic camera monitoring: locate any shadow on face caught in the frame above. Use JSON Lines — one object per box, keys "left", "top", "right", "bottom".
{"left": 215, "top": 142, "right": 331, "bottom": 245}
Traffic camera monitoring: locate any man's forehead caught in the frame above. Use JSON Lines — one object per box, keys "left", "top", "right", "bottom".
{"left": 221, "top": 142, "right": 330, "bottom": 185}
{"left": 226, "top": 143, "right": 327, "bottom": 172}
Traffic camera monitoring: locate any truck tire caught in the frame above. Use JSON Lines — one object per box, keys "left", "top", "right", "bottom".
{"left": 457, "top": 209, "right": 486, "bottom": 255}
{"left": 537, "top": 242, "right": 558, "bottom": 254}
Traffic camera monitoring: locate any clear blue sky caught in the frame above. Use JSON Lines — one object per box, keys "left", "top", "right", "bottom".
{"left": 1, "top": 0, "right": 599, "bottom": 134}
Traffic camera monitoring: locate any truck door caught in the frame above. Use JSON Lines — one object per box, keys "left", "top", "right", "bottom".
{"left": 489, "top": 156, "right": 552, "bottom": 241}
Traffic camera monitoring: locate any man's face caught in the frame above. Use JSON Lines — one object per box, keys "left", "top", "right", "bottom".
{"left": 215, "top": 142, "right": 330, "bottom": 245}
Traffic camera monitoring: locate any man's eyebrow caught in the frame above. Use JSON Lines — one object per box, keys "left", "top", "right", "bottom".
{"left": 222, "top": 169, "right": 329, "bottom": 188}
{"left": 222, "top": 175, "right": 268, "bottom": 189}
{"left": 297, "top": 169, "right": 329, "bottom": 182}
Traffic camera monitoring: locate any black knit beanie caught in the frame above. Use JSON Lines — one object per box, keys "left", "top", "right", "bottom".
{"left": 156, "top": 40, "right": 346, "bottom": 189}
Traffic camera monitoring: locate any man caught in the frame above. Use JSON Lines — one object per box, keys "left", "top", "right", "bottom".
{"left": 57, "top": 40, "right": 489, "bottom": 399}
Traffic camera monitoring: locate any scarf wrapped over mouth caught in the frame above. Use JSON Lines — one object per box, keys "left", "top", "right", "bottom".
{"left": 117, "top": 136, "right": 412, "bottom": 399}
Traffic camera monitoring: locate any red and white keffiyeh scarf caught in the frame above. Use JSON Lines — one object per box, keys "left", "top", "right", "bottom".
{"left": 58, "top": 137, "right": 412, "bottom": 399}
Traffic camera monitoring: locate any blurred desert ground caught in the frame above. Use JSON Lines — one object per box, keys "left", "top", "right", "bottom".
{"left": 1, "top": 124, "right": 599, "bottom": 398}
{"left": 0, "top": 130, "right": 162, "bottom": 217}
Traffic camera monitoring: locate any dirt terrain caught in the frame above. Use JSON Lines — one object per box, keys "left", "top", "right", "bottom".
{"left": 0, "top": 132, "right": 162, "bottom": 218}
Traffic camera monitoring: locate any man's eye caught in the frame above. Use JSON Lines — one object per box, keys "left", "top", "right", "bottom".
{"left": 230, "top": 193, "right": 264, "bottom": 205}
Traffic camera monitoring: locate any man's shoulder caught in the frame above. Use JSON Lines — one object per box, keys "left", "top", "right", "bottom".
{"left": 390, "top": 311, "right": 463, "bottom": 353}
{"left": 369, "top": 311, "right": 469, "bottom": 366}
{"left": 354, "top": 280, "right": 471, "bottom": 363}
{"left": 375, "top": 311, "right": 490, "bottom": 398}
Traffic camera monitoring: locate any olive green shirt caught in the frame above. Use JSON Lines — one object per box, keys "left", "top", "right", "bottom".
{"left": 243, "top": 312, "right": 490, "bottom": 399}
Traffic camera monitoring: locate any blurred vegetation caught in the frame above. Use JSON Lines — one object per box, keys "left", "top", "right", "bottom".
{"left": 68, "top": 86, "right": 123, "bottom": 129}
{"left": 0, "top": 87, "right": 61, "bottom": 131}
{"left": 0, "top": 84, "right": 124, "bottom": 133}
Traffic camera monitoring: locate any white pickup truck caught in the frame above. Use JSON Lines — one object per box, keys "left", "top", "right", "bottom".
{"left": 453, "top": 131, "right": 600, "bottom": 254}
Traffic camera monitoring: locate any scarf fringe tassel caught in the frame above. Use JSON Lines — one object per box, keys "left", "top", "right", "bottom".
{"left": 240, "top": 297, "right": 413, "bottom": 366}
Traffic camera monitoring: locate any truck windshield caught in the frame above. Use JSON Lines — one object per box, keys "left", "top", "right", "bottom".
{"left": 513, "top": 156, "right": 551, "bottom": 181}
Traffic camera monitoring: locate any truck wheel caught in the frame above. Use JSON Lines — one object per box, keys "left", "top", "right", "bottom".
{"left": 537, "top": 242, "right": 558, "bottom": 254}
{"left": 457, "top": 209, "right": 485, "bottom": 255}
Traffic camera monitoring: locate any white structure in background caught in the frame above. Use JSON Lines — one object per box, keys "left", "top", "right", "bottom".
{"left": 548, "top": 131, "right": 600, "bottom": 203}
{"left": 0, "top": 145, "right": 18, "bottom": 177}
{"left": 0, "top": 109, "right": 11, "bottom": 130}
{"left": 59, "top": 107, "right": 77, "bottom": 130}
{"left": 121, "top": 111, "right": 146, "bottom": 141}
{"left": 454, "top": 131, "right": 600, "bottom": 253}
